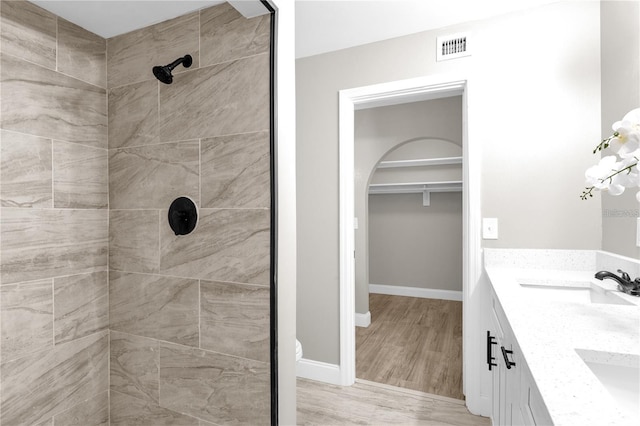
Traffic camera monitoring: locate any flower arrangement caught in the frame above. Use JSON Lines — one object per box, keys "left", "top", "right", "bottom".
{"left": 582, "top": 108, "right": 640, "bottom": 202}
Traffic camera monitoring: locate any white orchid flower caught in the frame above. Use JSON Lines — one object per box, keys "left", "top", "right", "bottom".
{"left": 585, "top": 155, "right": 618, "bottom": 189}
{"left": 582, "top": 107, "right": 640, "bottom": 200}
{"left": 610, "top": 108, "right": 640, "bottom": 158}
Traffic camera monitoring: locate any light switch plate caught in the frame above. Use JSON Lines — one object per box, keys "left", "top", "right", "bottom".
{"left": 483, "top": 218, "right": 498, "bottom": 240}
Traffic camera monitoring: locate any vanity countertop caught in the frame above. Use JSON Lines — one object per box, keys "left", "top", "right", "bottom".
{"left": 484, "top": 264, "right": 640, "bottom": 426}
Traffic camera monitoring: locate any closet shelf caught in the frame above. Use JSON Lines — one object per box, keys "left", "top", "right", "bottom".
{"left": 368, "top": 181, "right": 462, "bottom": 206}
{"left": 377, "top": 156, "right": 462, "bottom": 169}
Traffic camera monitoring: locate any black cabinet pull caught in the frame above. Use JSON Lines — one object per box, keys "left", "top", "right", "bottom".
{"left": 486, "top": 331, "right": 497, "bottom": 371}
{"left": 501, "top": 346, "right": 516, "bottom": 369}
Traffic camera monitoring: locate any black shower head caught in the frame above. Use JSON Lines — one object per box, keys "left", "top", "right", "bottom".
{"left": 152, "top": 54, "right": 193, "bottom": 84}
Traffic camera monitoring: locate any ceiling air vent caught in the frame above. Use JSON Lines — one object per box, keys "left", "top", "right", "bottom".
{"left": 436, "top": 33, "right": 470, "bottom": 62}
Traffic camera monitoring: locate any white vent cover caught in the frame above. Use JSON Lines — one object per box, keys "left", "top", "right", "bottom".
{"left": 436, "top": 33, "right": 470, "bottom": 61}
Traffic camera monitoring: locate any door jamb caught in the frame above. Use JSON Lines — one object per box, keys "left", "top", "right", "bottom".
{"left": 338, "top": 74, "right": 485, "bottom": 414}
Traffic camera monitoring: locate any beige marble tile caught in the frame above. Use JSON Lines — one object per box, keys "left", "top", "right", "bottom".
{"left": 57, "top": 18, "right": 106, "bottom": 88}
{"left": 109, "top": 272, "right": 199, "bottom": 346}
{"left": 1, "top": 54, "right": 107, "bottom": 148}
{"left": 0, "top": 0, "right": 56, "bottom": 69}
{"left": 110, "top": 331, "right": 159, "bottom": 403}
{"left": 159, "top": 342, "right": 270, "bottom": 425}
{"left": 109, "top": 210, "right": 159, "bottom": 273}
{"left": 110, "top": 390, "right": 199, "bottom": 426}
{"left": 200, "top": 280, "right": 269, "bottom": 362}
{"left": 0, "top": 130, "right": 52, "bottom": 208}
{"left": 160, "top": 208, "right": 270, "bottom": 285}
{"left": 109, "top": 141, "right": 199, "bottom": 209}
{"left": 0, "top": 208, "right": 108, "bottom": 284}
{"left": 52, "top": 391, "right": 109, "bottom": 426}
{"left": 0, "top": 279, "right": 53, "bottom": 362}
{"left": 107, "top": 12, "right": 199, "bottom": 89}
{"left": 159, "top": 54, "right": 269, "bottom": 141}
{"left": 0, "top": 332, "right": 108, "bottom": 425}
{"left": 108, "top": 79, "right": 159, "bottom": 149}
{"left": 200, "top": 2, "right": 270, "bottom": 67}
{"left": 201, "top": 131, "right": 270, "bottom": 208}
{"left": 53, "top": 271, "right": 108, "bottom": 344}
{"left": 53, "top": 141, "right": 108, "bottom": 209}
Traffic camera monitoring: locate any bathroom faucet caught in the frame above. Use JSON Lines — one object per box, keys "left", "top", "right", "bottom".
{"left": 594, "top": 269, "right": 640, "bottom": 296}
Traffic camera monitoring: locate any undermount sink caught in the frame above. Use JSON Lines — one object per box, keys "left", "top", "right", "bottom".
{"left": 575, "top": 349, "right": 640, "bottom": 422}
{"left": 518, "top": 280, "right": 635, "bottom": 306}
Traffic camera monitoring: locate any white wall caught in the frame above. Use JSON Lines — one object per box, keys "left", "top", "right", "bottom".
{"left": 355, "top": 99, "right": 462, "bottom": 313}
{"left": 369, "top": 191, "right": 463, "bottom": 292}
{"left": 600, "top": 1, "right": 640, "bottom": 260}
{"left": 296, "top": 1, "right": 601, "bottom": 365}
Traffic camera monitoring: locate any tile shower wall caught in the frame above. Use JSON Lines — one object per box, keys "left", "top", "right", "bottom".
{"left": 107, "top": 3, "right": 271, "bottom": 425}
{"left": 0, "top": 1, "right": 109, "bottom": 425}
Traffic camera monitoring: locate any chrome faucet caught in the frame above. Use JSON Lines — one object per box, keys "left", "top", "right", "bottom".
{"left": 594, "top": 269, "right": 640, "bottom": 296}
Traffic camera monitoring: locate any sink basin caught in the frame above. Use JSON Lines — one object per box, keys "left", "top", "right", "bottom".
{"left": 518, "top": 280, "right": 635, "bottom": 306}
{"left": 575, "top": 349, "right": 640, "bottom": 422}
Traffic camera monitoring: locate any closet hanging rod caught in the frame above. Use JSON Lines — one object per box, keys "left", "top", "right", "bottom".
{"left": 368, "top": 180, "right": 462, "bottom": 195}
{"left": 377, "top": 156, "right": 462, "bottom": 169}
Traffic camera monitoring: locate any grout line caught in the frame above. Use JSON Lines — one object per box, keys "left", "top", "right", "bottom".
{"left": 0, "top": 269, "right": 109, "bottom": 288}
{"left": 106, "top": 268, "right": 269, "bottom": 289}
{"left": 106, "top": 51, "right": 269, "bottom": 91}
{"left": 55, "top": 16, "right": 59, "bottom": 72}
{"left": 157, "top": 210, "right": 161, "bottom": 272}
{"left": 0, "top": 128, "right": 107, "bottom": 151}
{"left": 51, "top": 139, "right": 55, "bottom": 208}
{"left": 2, "top": 50, "right": 107, "bottom": 90}
{"left": 51, "top": 277, "right": 56, "bottom": 346}
{"left": 198, "top": 279, "right": 201, "bottom": 349}
{"left": 107, "top": 131, "right": 270, "bottom": 152}
{"left": 110, "top": 329, "right": 266, "bottom": 365}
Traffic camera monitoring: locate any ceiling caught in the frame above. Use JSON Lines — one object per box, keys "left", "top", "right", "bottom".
{"left": 31, "top": 0, "right": 558, "bottom": 58}
{"left": 31, "top": 1, "right": 224, "bottom": 38}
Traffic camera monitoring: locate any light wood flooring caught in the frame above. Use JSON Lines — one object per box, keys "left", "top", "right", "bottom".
{"left": 356, "top": 294, "right": 463, "bottom": 399}
{"left": 296, "top": 378, "right": 489, "bottom": 425}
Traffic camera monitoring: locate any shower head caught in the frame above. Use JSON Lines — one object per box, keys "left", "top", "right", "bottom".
{"left": 152, "top": 54, "right": 193, "bottom": 84}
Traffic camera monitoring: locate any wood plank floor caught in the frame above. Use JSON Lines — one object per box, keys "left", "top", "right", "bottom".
{"left": 297, "top": 378, "right": 489, "bottom": 425}
{"left": 356, "top": 294, "right": 463, "bottom": 399}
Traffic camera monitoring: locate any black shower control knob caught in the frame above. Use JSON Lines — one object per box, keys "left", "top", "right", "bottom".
{"left": 168, "top": 197, "right": 198, "bottom": 236}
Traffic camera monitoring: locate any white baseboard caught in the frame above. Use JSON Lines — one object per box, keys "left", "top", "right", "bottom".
{"left": 369, "top": 284, "right": 463, "bottom": 301}
{"left": 296, "top": 358, "right": 342, "bottom": 385}
{"left": 355, "top": 311, "right": 371, "bottom": 328}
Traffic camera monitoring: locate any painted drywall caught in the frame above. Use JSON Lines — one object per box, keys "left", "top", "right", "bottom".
{"left": 600, "top": 1, "right": 640, "bottom": 260}
{"left": 355, "top": 99, "right": 462, "bottom": 314}
{"left": 296, "top": 1, "right": 601, "bottom": 365}
{"left": 369, "top": 191, "right": 463, "bottom": 291}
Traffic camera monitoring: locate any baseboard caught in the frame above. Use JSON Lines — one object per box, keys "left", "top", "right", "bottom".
{"left": 369, "top": 284, "right": 463, "bottom": 301}
{"left": 355, "top": 311, "right": 371, "bottom": 327}
{"left": 296, "top": 358, "right": 342, "bottom": 385}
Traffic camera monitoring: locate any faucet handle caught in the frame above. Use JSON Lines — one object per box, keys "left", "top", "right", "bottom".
{"left": 617, "top": 269, "right": 631, "bottom": 282}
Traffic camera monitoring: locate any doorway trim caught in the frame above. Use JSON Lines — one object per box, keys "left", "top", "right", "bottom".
{"left": 338, "top": 74, "right": 484, "bottom": 413}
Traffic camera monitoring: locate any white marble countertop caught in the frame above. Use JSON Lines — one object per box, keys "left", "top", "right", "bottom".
{"left": 484, "top": 264, "right": 640, "bottom": 426}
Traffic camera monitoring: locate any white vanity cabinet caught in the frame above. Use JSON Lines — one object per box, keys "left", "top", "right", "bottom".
{"left": 488, "top": 285, "right": 552, "bottom": 426}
